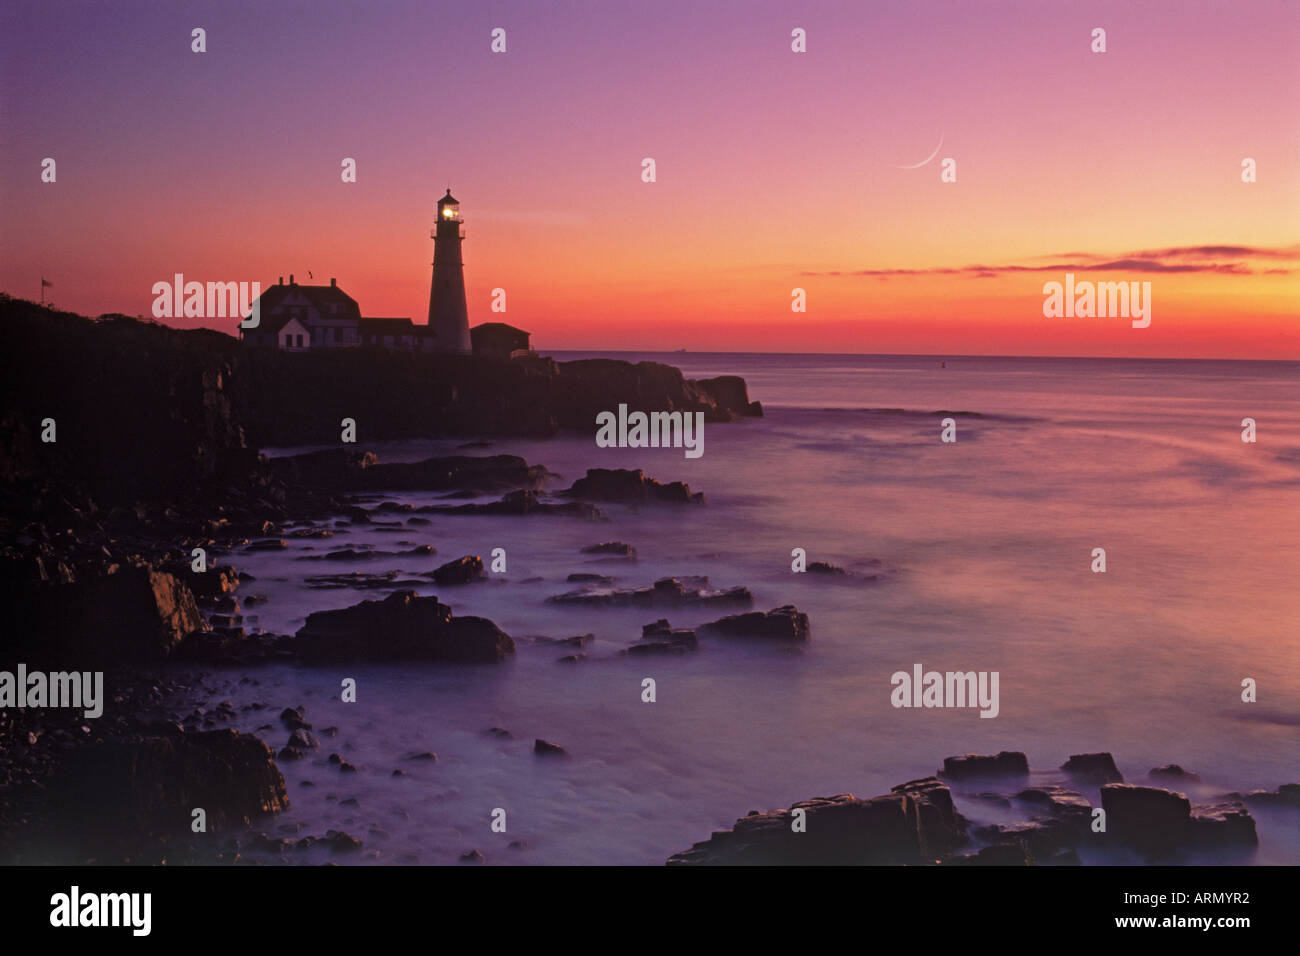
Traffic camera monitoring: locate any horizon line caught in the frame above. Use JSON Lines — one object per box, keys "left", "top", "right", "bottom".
{"left": 4, "top": 294, "right": 1296, "bottom": 364}
{"left": 549, "top": 348, "right": 1300, "bottom": 364}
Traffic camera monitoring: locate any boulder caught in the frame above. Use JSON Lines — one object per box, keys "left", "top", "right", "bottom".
{"left": 696, "top": 605, "right": 809, "bottom": 642}
{"left": 534, "top": 738, "right": 568, "bottom": 757}
{"left": 567, "top": 573, "right": 613, "bottom": 584}
{"left": 563, "top": 469, "right": 704, "bottom": 505}
{"left": 1150, "top": 764, "right": 1201, "bottom": 783}
{"left": 294, "top": 590, "right": 514, "bottom": 663}
{"left": 285, "top": 728, "right": 319, "bottom": 753}
{"left": 1100, "top": 784, "right": 1190, "bottom": 855}
{"left": 1061, "top": 752, "right": 1123, "bottom": 783}
{"left": 432, "top": 555, "right": 484, "bottom": 586}
{"left": 629, "top": 620, "right": 699, "bottom": 655}
{"left": 549, "top": 577, "right": 753, "bottom": 610}
{"left": 581, "top": 542, "right": 636, "bottom": 557}
{"left": 279, "top": 707, "right": 311, "bottom": 730}
{"left": 939, "top": 752, "right": 1029, "bottom": 780}
{"left": 891, "top": 776, "right": 967, "bottom": 859}
{"left": 696, "top": 375, "right": 763, "bottom": 418}
{"left": 1190, "top": 802, "right": 1258, "bottom": 848}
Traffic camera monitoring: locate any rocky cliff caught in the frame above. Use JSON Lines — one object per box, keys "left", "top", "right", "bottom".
{"left": 0, "top": 295, "right": 761, "bottom": 505}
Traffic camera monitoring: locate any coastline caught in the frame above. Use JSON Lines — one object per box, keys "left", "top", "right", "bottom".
{"left": 1, "top": 297, "right": 1295, "bottom": 866}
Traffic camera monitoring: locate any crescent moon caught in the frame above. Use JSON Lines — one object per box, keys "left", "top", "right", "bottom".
{"left": 897, "top": 134, "right": 944, "bottom": 169}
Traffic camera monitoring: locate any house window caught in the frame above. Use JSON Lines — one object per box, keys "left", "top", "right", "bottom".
{"left": 295, "top": 334, "right": 303, "bottom": 347}
{"left": 334, "top": 327, "right": 343, "bottom": 344}
{"left": 283, "top": 333, "right": 291, "bottom": 347}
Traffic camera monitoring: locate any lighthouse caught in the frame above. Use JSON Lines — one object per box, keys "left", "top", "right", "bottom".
{"left": 427, "top": 188, "right": 472, "bottom": 353}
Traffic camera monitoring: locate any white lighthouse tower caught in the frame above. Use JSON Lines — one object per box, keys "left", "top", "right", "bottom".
{"left": 427, "top": 188, "right": 472, "bottom": 353}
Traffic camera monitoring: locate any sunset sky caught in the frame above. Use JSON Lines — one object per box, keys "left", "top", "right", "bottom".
{"left": 2, "top": 0, "right": 1297, "bottom": 357}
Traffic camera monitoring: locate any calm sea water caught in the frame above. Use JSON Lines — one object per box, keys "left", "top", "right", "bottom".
{"left": 202, "top": 353, "right": 1300, "bottom": 865}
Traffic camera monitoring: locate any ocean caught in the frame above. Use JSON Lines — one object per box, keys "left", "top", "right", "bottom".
{"left": 197, "top": 352, "right": 1300, "bottom": 865}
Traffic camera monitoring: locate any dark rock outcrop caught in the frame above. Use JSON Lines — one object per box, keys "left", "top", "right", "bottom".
{"left": 280, "top": 707, "right": 311, "bottom": 730}
{"left": 696, "top": 375, "right": 763, "bottom": 418}
{"left": 1100, "top": 784, "right": 1190, "bottom": 855}
{"left": 534, "top": 739, "right": 568, "bottom": 757}
{"left": 1150, "top": 764, "right": 1201, "bottom": 783}
{"left": 549, "top": 576, "right": 752, "bottom": 610}
{"left": 971, "top": 818, "right": 1083, "bottom": 864}
{"left": 54, "top": 729, "right": 288, "bottom": 834}
{"left": 563, "top": 468, "right": 703, "bottom": 505}
{"left": 567, "top": 573, "right": 613, "bottom": 584}
{"left": 0, "top": 300, "right": 260, "bottom": 505}
{"left": 697, "top": 605, "right": 809, "bottom": 642}
{"left": 1061, "top": 752, "right": 1123, "bottom": 784}
{"left": 939, "top": 752, "right": 1030, "bottom": 780}
{"left": 668, "top": 778, "right": 965, "bottom": 866}
{"left": 284, "top": 728, "right": 319, "bottom": 753}
{"left": 7, "top": 564, "right": 204, "bottom": 665}
{"left": 1190, "top": 802, "right": 1258, "bottom": 847}
{"left": 432, "top": 555, "right": 484, "bottom": 586}
{"left": 581, "top": 542, "right": 636, "bottom": 557}
{"left": 294, "top": 590, "right": 514, "bottom": 663}
{"left": 628, "top": 620, "right": 699, "bottom": 656}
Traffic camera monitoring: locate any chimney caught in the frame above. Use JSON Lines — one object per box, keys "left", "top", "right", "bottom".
{"left": 330, "top": 277, "right": 336, "bottom": 287}
{"left": 289, "top": 274, "right": 295, "bottom": 284}
{"left": 278, "top": 276, "right": 284, "bottom": 285}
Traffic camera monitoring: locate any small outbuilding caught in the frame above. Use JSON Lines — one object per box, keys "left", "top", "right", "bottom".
{"left": 470, "top": 322, "right": 532, "bottom": 360}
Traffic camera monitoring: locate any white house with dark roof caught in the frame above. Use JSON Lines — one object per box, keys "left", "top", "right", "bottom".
{"left": 240, "top": 275, "right": 366, "bottom": 349}
{"left": 242, "top": 275, "right": 436, "bottom": 351}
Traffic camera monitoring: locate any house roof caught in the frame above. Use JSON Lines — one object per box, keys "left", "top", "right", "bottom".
{"left": 252, "top": 282, "right": 361, "bottom": 320}
{"left": 471, "top": 322, "right": 530, "bottom": 336}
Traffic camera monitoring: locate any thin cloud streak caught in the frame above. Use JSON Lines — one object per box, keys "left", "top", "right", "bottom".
{"left": 804, "top": 244, "right": 1300, "bottom": 279}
